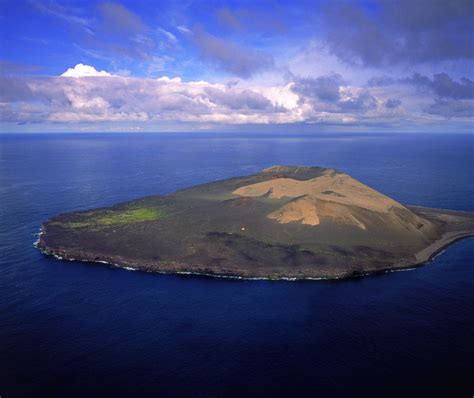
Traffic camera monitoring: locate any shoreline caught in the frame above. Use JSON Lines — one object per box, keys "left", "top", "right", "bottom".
{"left": 35, "top": 229, "right": 474, "bottom": 282}
{"left": 34, "top": 166, "right": 474, "bottom": 282}
{"left": 413, "top": 231, "right": 474, "bottom": 264}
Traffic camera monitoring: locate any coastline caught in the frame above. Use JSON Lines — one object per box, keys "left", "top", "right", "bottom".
{"left": 414, "top": 230, "right": 474, "bottom": 264}
{"left": 34, "top": 167, "right": 474, "bottom": 282}
{"left": 35, "top": 228, "right": 474, "bottom": 282}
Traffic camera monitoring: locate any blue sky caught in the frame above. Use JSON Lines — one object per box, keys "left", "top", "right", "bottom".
{"left": 1, "top": 0, "right": 473, "bottom": 132}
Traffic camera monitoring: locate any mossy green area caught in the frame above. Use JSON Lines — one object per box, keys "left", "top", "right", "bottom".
{"left": 58, "top": 207, "right": 165, "bottom": 229}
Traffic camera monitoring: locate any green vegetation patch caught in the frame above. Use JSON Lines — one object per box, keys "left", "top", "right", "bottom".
{"left": 57, "top": 207, "right": 166, "bottom": 229}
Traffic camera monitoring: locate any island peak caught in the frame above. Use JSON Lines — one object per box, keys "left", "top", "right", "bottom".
{"left": 37, "top": 167, "right": 474, "bottom": 280}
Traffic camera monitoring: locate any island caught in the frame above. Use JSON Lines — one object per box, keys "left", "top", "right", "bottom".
{"left": 37, "top": 166, "right": 474, "bottom": 280}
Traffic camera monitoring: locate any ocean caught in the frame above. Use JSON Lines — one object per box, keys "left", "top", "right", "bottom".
{"left": 1, "top": 132, "right": 473, "bottom": 397}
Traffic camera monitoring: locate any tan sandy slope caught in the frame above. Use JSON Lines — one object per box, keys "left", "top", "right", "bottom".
{"left": 233, "top": 168, "right": 429, "bottom": 231}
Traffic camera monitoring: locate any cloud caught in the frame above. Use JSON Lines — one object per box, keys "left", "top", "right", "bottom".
{"left": 204, "top": 87, "right": 280, "bottom": 111}
{"left": 90, "top": 2, "right": 156, "bottom": 60}
{"left": 0, "top": 64, "right": 295, "bottom": 125}
{"left": 32, "top": 1, "right": 157, "bottom": 61}
{"left": 321, "top": 0, "right": 474, "bottom": 66}
{"left": 368, "top": 72, "right": 474, "bottom": 115}
{"left": 30, "top": 0, "right": 91, "bottom": 30}
{"left": 292, "top": 74, "right": 343, "bottom": 102}
{"left": 425, "top": 99, "right": 474, "bottom": 118}
{"left": 61, "top": 64, "right": 112, "bottom": 77}
{"left": 1, "top": 64, "right": 471, "bottom": 130}
{"left": 0, "top": 77, "right": 36, "bottom": 102}
{"left": 216, "top": 8, "right": 241, "bottom": 30}
{"left": 338, "top": 90, "right": 377, "bottom": 112}
{"left": 367, "top": 76, "right": 396, "bottom": 87}
{"left": 291, "top": 74, "right": 377, "bottom": 114}
{"left": 215, "top": 7, "right": 286, "bottom": 33}
{"left": 177, "top": 26, "right": 191, "bottom": 34}
{"left": 385, "top": 99, "right": 402, "bottom": 109}
{"left": 157, "top": 28, "right": 178, "bottom": 44}
{"left": 188, "top": 26, "right": 274, "bottom": 77}
{"left": 406, "top": 73, "right": 474, "bottom": 99}
{"left": 97, "top": 2, "right": 146, "bottom": 35}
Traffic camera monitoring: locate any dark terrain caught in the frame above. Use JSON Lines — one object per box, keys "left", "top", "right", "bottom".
{"left": 38, "top": 166, "right": 474, "bottom": 279}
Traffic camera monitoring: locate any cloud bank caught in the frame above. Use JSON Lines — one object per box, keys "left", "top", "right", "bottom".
{"left": 1, "top": 64, "right": 472, "bottom": 131}
{"left": 1, "top": 65, "right": 296, "bottom": 125}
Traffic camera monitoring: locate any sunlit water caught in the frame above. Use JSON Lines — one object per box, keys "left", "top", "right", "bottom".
{"left": 1, "top": 133, "right": 473, "bottom": 397}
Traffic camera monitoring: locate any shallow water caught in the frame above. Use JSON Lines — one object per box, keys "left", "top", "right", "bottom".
{"left": 1, "top": 133, "right": 473, "bottom": 397}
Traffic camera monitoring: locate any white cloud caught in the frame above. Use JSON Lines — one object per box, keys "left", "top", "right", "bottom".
{"left": 2, "top": 63, "right": 471, "bottom": 130}
{"left": 156, "top": 76, "right": 182, "bottom": 83}
{"left": 61, "top": 63, "right": 112, "bottom": 77}
{"left": 157, "top": 28, "right": 178, "bottom": 43}
{"left": 177, "top": 26, "right": 191, "bottom": 34}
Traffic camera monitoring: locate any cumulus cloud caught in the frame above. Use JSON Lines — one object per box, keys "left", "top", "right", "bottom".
{"left": 204, "top": 87, "right": 279, "bottom": 111}
{"left": 291, "top": 74, "right": 377, "bottom": 114}
{"left": 406, "top": 73, "right": 474, "bottom": 99}
{"left": 1, "top": 64, "right": 471, "bottom": 130}
{"left": 367, "top": 72, "right": 474, "bottom": 116}
{"left": 338, "top": 90, "right": 377, "bottom": 112}
{"left": 0, "top": 64, "right": 296, "bottom": 125}
{"left": 61, "top": 64, "right": 112, "bottom": 77}
{"left": 292, "top": 74, "right": 343, "bottom": 103}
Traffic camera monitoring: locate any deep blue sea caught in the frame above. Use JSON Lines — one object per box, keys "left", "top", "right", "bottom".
{"left": 1, "top": 133, "right": 473, "bottom": 398}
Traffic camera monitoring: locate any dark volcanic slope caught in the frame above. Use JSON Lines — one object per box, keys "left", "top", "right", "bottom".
{"left": 38, "top": 166, "right": 474, "bottom": 279}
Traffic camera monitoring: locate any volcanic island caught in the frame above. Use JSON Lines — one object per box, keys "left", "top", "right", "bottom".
{"left": 37, "top": 166, "right": 474, "bottom": 280}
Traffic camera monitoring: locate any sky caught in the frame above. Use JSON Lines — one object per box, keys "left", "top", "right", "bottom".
{"left": 0, "top": 0, "right": 473, "bottom": 133}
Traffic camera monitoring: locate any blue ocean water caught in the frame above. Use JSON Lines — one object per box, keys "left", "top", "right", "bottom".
{"left": 0, "top": 132, "right": 473, "bottom": 398}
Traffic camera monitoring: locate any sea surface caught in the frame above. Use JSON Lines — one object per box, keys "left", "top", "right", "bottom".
{"left": 0, "top": 132, "right": 473, "bottom": 397}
